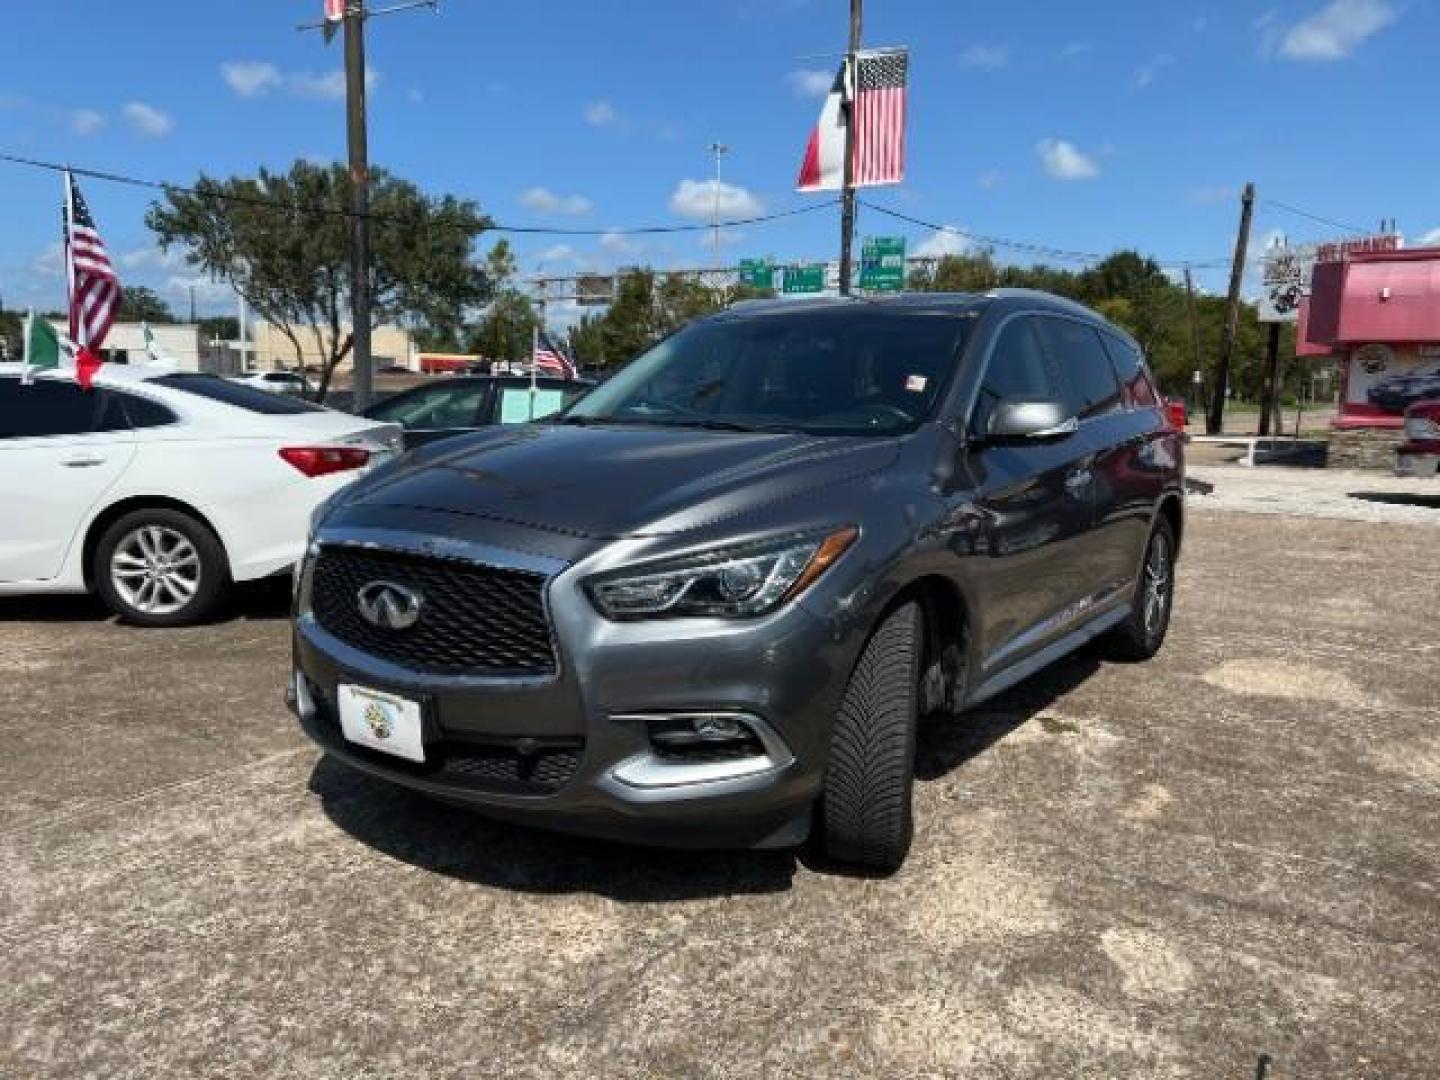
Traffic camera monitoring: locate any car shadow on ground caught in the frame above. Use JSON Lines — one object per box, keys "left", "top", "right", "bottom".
{"left": 1348, "top": 491, "right": 1440, "bottom": 510}
{"left": 0, "top": 576, "right": 293, "bottom": 624}
{"left": 309, "top": 647, "right": 1104, "bottom": 899}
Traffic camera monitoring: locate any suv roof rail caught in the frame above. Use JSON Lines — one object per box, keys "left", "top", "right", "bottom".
{"left": 984, "top": 288, "right": 1100, "bottom": 320}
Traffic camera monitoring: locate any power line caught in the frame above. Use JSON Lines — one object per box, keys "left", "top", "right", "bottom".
{"left": 1258, "top": 198, "right": 1371, "bottom": 237}
{"left": 0, "top": 152, "right": 839, "bottom": 236}
{"left": 858, "top": 200, "right": 1232, "bottom": 270}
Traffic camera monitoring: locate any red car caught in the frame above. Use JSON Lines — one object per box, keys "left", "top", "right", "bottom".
{"left": 1396, "top": 399, "right": 1440, "bottom": 477}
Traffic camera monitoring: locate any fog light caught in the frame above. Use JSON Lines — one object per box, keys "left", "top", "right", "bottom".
{"left": 694, "top": 714, "right": 744, "bottom": 740}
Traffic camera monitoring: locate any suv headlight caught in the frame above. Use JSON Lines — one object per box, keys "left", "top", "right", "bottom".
{"left": 586, "top": 526, "right": 858, "bottom": 620}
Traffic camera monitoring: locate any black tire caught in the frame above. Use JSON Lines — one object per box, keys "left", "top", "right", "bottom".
{"left": 1102, "top": 516, "right": 1176, "bottom": 662}
{"left": 92, "top": 508, "right": 230, "bottom": 627}
{"left": 817, "top": 601, "right": 922, "bottom": 873}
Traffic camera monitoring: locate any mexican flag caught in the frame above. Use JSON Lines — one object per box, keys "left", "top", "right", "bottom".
{"left": 21, "top": 310, "right": 63, "bottom": 385}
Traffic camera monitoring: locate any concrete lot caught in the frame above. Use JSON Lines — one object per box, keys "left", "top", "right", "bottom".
{"left": 2, "top": 480, "right": 1437, "bottom": 1078}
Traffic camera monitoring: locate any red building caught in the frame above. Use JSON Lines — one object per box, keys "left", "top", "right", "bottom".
{"left": 1299, "top": 245, "right": 1440, "bottom": 431}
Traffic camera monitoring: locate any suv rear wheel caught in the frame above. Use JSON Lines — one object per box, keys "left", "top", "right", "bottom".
{"left": 1103, "top": 516, "right": 1176, "bottom": 661}
{"left": 93, "top": 508, "right": 230, "bottom": 627}
{"left": 817, "top": 601, "right": 922, "bottom": 873}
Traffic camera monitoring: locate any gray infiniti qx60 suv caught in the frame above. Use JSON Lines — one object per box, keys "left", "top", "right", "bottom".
{"left": 290, "top": 290, "right": 1184, "bottom": 871}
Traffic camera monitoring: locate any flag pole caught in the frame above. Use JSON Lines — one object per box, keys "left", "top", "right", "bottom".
{"left": 530, "top": 322, "right": 538, "bottom": 420}
{"left": 837, "top": 0, "right": 862, "bottom": 297}
{"left": 21, "top": 308, "right": 33, "bottom": 385}
{"left": 62, "top": 170, "right": 77, "bottom": 351}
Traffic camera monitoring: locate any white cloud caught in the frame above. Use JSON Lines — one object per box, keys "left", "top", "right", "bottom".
{"left": 977, "top": 168, "right": 1004, "bottom": 190}
{"left": 1134, "top": 53, "right": 1175, "bottom": 88}
{"left": 583, "top": 100, "right": 618, "bottom": 127}
{"left": 221, "top": 61, "right": 282, "bottom": 98}
{"left": 221, "top": 60, "right": 379, "bottom": 102}
{"left": 1036, "top": 138, "right": 1100, "bottom": 180}
{"left": 784, "top": 68, "right": 833, "bottom": 99}
{"left": 70, "top": 109, "right": 105, "bottom": 136}
{"left": 1278, "top": 0, "right": 1395, "bottom": 61}
{"left": 1187, "top": 184, "right": 1238, "bottom": 205}
{"left": 1418, "top": 227, "right": 1440, "bottom": 246}
{"left": 668, "top": 179, "right": 764, "bottom": 221}
{"left": 534, "top": 244, "right": 590, "bottom": 270}
{"left": 913, "top": 227, "right": 972, "bottom": 259}
{"left": 1062, "top": 41, "right": 1093, "bottom": 58}
{"left": 600, "top": 230, "right": 640, "bottom": 256}
{"left": 519, "top": 187, "right": 593, "bottom": 215}
{"left": 165, "top": 275, "right": 231, "bottom": 303}
{"left": 33, "top": 242, "right": 64, "bottom": 277}
{"left": 959, "top": 44, "right": 1008, "bottom": 70}
{"left": 123, "top": 102, "right": 173, "bottom": 137}
{"left": 121, "top": 246, "right": 186, "bottom": 271}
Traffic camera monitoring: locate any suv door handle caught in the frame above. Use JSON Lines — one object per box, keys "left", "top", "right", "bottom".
{"left": 1064, "top": 468, "right": 1093, "bottom": 492}
{"left": 61, "top": 454, "right": 107, "bottom": 468}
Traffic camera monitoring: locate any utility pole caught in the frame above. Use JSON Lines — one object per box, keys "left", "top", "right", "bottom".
{"left": 1207, "top": 181, "right": 1254, "bottom": 436}
{"left": 188, "top": 284, "right": 196, "bottom": 324}
{"left": 344, "top": 4, "right": 373, "bottom": 411}
{"left": 1183, "top": 266, "right": 1202, "bottom": 417}
{"left": 1257, "top": 322, "right": 1281, "bottom": 436}
{"left": 301, "top": 0, "right": 437, "bottom": 410}
{"left": 708, "top": 141, "right": 729, "bottom": 264}
{"left": 837, "top": 0, "right": 862, "bottom": 296}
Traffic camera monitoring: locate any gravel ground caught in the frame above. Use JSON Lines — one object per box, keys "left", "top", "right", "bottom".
{"left": 1188, "top": 464, "right": 1440, "bottom": 525}
{"left": 1, "top": 511, "right": 1437, "bottom": 1079}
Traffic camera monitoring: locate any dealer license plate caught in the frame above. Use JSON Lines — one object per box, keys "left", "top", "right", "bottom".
{"left": 337, "top": 684, "right": 425, "bottom": 763}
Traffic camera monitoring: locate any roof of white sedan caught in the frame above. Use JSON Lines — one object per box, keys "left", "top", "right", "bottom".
{"left": 0, "top": 361, "right": 179, "bottom": 386}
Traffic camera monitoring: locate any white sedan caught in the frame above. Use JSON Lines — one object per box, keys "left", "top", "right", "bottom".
{"left": 0, "top": 363, "right": 401, "bottom": 626}
{"left": 230, "top": 369, "right": 314, "bottom": 396}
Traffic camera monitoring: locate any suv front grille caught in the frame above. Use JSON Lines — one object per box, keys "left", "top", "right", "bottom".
{"left": 311, "top": 546, "right": 556, "bottom": 676}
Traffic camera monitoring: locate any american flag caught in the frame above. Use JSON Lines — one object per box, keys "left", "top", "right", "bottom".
{"left": 65, "top": 172, "right": 119, "bottom": 386}
{"left": 852, "top": 49, "right": 908, "bottom": 187}
{"left": 533, "top": 331, "right": 578, "bottom": 379}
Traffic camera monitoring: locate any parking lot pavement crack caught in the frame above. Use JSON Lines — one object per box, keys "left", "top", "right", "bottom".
{"left": 0, "top": 746, "right": 314, "bottom": 842}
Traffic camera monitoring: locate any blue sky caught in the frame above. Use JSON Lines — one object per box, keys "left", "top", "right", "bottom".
{"left": 0, "top": 0, "right": 1428, "bottom": 324}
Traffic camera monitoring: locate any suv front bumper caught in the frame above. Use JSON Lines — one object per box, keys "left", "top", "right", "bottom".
{"left": 288, "top": 540, "right": 853, "bottom": 849}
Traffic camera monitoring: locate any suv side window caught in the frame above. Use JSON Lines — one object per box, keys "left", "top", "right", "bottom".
{"left": 970, "top": 316, "right": 1057, "bottom": 436}
{"left": 1035, "top": 316, "right": 1123, "bottom": 421}
{"left": 1101, "top": 333, "right": 1160, "bottom": 409}
{"left": 0, "top": 379, "right": 117, "bottom": 439}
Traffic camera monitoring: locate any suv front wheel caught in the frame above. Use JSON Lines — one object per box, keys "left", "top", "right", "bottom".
{"left": 817, "top": 601, "right": 922, "bottom": 874}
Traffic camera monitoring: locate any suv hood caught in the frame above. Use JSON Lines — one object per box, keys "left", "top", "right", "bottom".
{"left": 342, "top": 423, "right": 901, "bottom": 538}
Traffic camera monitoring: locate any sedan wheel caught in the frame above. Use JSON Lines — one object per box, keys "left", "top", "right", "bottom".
{"left": 110, "top": 525, "right": 202, "bottom": 616}
{"left": 93, "top": 509, "right": 229, "bottom": 626}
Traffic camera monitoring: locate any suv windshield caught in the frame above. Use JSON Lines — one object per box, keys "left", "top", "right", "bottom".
{"left": 564, "top": 307, "right": 974, "bottom": 435}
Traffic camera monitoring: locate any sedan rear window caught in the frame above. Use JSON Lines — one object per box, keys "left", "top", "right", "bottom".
{"left": 151, "top": 373, "right": 324, "bottom": 414}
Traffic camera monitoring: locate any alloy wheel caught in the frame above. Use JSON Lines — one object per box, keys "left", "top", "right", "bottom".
{"left": 1142, "top": 531, "right": 1172, "bottom": 643}
{"left": 110, "top": 525, "right": 202, "bottom": 616}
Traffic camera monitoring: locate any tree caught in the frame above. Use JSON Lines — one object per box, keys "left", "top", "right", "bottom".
{"left": 146, "top": 159, "right": 491, "bottom": 401}
{"left": 116, "top": 286, "right": 175, "bottom": 324}
{"left": 0, "top": 310, "right": 22, "bottom": 361}
{"left": 196, "top": 316, "right": 240, "bottom": 342}
{"left": 464, "top": 241, "right": 539, "bottom": 361}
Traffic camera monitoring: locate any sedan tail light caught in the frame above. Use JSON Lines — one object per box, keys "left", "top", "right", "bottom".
{"left": 279, "top": 445, "right": 370, "bottom": 478}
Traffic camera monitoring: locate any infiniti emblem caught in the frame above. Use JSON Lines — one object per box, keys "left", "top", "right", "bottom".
{"left": 356, "top": 580, "right": 424, "bottom": 631}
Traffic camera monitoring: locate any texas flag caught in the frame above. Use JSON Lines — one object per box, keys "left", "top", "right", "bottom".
{"left": 796, "top": 49, "right": 909, "bottom": 192}
{"left": 323, "top": 0, "right": 345, "bottom": 43}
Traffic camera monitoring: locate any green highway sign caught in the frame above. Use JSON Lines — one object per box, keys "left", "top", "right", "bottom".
{"left": 782, "top": 263, "right": 826, "bottom": 294}
{"left": 738, "top": 259, "right": 775, "bottom": 290}
{"left": 859, "top": 236, "right": 906, "bottom": 292}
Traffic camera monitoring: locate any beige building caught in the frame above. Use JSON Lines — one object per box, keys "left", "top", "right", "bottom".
{"left": 249, "top": 321, "right": 415, "bottom": 372}
{"left": 46, "top": 321, "right": 207, "bottom": 372}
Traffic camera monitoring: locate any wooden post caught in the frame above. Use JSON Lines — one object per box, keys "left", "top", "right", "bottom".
{"left": 345, "top": 4, "right": 373, "bottom": 412}
{"left": 1257, "top": 322, "right": 1280, "bottom": 436}
{"left": 1184, "top": 266, "right": 1203, "bottom": 414}
{"left": 1207, "top": 182, "right": 1254, "bottom": 436}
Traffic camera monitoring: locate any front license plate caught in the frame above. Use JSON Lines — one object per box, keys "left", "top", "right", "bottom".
{"left": 337, "top": 684, "right": 425, "bottom": 763}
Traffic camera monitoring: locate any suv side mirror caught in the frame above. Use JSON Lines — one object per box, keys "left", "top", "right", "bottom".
{"left": 983, "top": 398, "right": 1077, "bottom": 442}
